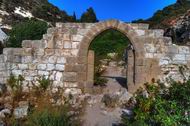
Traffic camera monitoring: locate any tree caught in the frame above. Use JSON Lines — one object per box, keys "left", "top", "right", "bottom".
{"left": 6, "top": 20, "right": 48, "bottom": 47}
{"left": 73, "top": 12, "right": 77, "bottom": 22}
{"left": 80, "top": 7, "right": 98, "bottom": 23}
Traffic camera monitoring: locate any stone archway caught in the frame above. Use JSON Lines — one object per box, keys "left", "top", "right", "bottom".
{"left": 77, "top": 20, "right": 146, "bottom": 93}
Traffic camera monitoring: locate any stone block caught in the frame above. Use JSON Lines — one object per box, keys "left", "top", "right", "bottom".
{"left": 63, "top": 72, "right": 77, "bottom": 82}
{"left": 22, "top": 56, "right": 33, "bottom": 63}
{"left": 63, "top": 34, "right": 71, "bottom": 41}
{"left": 12, "top": 70, "right": 22, "bottom": 76}
{"left": 63, "top": 41, "right": 72, "bottom": 49}
{"left": 178, "top": 46, "right": 190, "bottom": 54}
{"left": 136, "top": 30, "right": 145, "bottom": 36}
{"left": 159, "top": 57, "right": 171, "bottom": 66}
{"left": 55, "top": 41, "right": 63, "bottom": 49}
{"left": 23, "top": 70, "right": 37, "bottom": 77}
{"left": 37, "top": 64, "right": 47, "bottom": 70}
{"left": 45, "top": 49, "right": 55, "bottom": 56}
{"left": 23, "top": 48, "right": 32, "bottom": 56}
{"left": 71, "top": 49, "right": 79, "bottom": 56}
{"left": 72, "top": 42, "right": 79, "bottom": 49}
{"left": 145, "top": 53, "right": 153, "bottom": 58}
{"left": 77, "top": 72, "right": 87, "bottom": 82}
{"left": 34, "top": 49, "right": 44, "bottom": 56}
{"left": 28, "top": 64, "right": 37, "bottom": 70}
{"left": 72, "top": 35, "right": 83, "bottom": 42}
{"left": 55, "top": 72, "right": 63, "bottom": 81}
{"left": 0, "top": 63, "right": 6, "bottom": 71}
{"left": 144, "top": 44, "right": 155, "bottom": 53}
{"left": 22, "top": 40, "right": 33, "bottom": 48}
{"left": 173, "top": 54, "right": 186, "bottom": 61}
{"left": 57, "top": 57, "right": 66, "bottom": 64}
{"left": 63, "top": 82, "right": 78, "bottom": 88}
{"left": 167, "top": 46, "right": 178, "bottom": 54}
{"left": 18, "top": 64, "right": 28, "bottom": 70}
{"left": 47, "top": 64, "right": 55, "bottom": 71}
{"left": 48, "top": 56, "right": 57, "bottom": 64}
{"left": 38, "top": 71, "right": 49, "bottom": 76}
{"left": 55, "top": 64, "right": 65, "bottom": 71}
{"left": 0, "top": 55, "right": 4, "bottom": 63}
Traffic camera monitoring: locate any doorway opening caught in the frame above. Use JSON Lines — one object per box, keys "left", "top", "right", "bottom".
{"left": 87, "top": 29, "right": 134, "bottom": 93}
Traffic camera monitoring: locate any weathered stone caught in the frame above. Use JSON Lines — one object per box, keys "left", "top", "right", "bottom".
{"left": 72, "top": 35, "right": 83, "bottom": 42}
{"left": 37, "top": 64, "right": 47, "bottom": 70}
{"left": 64, "top": 42, "right": 72, "bottom": 49}
{"left": 18, "top": 64, "right": 28, "bottom": 70}
{"left": 57, "top": 57, "right": 66, "bottom": 64}
{"left": 63, "top": 72, "right": 77, "bottom": 82}
{"left": 178, "top": 46, "right": 190, "bottom": 54}
{"left": 1, "top": 20, "right": 190, "bottom": 94}
{"left": 47, "top": 64, "right": 55, "bottom": 71}
{"left": 55, "top": 64, "right": 65, "bottom": 71}
{"left": 14, "top": 101, "right": 29, "bottom": 119}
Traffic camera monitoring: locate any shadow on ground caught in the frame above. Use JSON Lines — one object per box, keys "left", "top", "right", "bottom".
{"left": 101, "top": 76, "right": 127, "bottom": 89}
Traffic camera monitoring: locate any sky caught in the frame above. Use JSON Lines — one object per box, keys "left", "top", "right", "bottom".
{"left": 48, "top": 0, "right": 177, "bottom": 22}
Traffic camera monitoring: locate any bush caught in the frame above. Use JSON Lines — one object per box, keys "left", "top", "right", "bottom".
{"left": 6, "top": 20, "right": 48, "bottom": 47}
{"left": 7, "top": 74, "right": 24, "bottom": 100}
{"left": 122, "top": 80, "right": 190, "bottom": 126}
{"left": 26, "top": 106, "right": 74, "bottom": 126}
{"left": 94, "top": 66, "right": 108, "bottom": 86}
{"left": 9, "top": 105, "right": 78, "bottom": 126}
{"left": 89, "top": 29, "right": 130, "bottom": 66}
{"left": 37, "top": 76, "right": 52, "bottom": 92}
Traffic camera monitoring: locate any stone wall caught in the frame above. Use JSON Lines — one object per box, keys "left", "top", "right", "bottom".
{"left": 0, "top": 20, "right": 189, "bottom": 94}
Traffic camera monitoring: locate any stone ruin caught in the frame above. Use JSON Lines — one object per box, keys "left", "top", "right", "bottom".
{"left": 0, "top": 20, "right": 190, "bottom": 95}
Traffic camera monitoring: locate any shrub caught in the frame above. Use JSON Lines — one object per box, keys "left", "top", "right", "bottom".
{"left": 7, "top": 74, "right": 24, "bottom": 100}
{"left": 6, "top": 20, "right": 48, "bottom": 47}
{"left": 37, "top": 76, "right": 52, "bottom": 92}
{"left": 26, "top": 106, "right": 75, "bottom": 126}
{"left": 94, "top": 66, "right": 108, "bottom": 87}
{"left": 122, "top": 80, "right": 190, "bottom": 126}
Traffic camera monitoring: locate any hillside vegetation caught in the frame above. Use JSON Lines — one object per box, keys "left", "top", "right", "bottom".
{"left": 133, "top": 0, "right": 190, "bottom": 29}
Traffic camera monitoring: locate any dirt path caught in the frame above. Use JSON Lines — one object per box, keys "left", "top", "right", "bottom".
{"left": 82, "top": 64, "right": 132, "bottom": 126}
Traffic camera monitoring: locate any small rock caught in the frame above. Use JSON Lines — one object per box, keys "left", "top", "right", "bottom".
{"left": 0, "top": 109, "right": 11, "bottom": 118}
{"left": 142, "top": 90, "right": 149, "bottom": 98}
{"left": 122, "top": 109, "right": 133, "bottom": 117}
{"left": 14, "top": 101, "right": 29, "bottom": 119}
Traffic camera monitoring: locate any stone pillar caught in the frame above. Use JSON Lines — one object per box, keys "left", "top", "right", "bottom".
{"left": 127, "top": 49, "right": 135, "bottom": 92}
{"left": 87, "top": 50, "right": 94, "bottom": 89}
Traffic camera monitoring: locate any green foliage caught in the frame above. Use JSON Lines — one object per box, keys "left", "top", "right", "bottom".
{"left": 32, "top": 2, "right": 76, "bottom": 23}
{"left": 6, "top": 20, "right": 48, "bottom": 47}
{"left": 37, "top": 76, "right": 52, "bottom": 92}
{"left": 80, "top": 7, "right": 98, "bottom": 23}
{"left": 133, "top": 0, "right": 190, "bottom": 29}
{"left": 7, "top": 74, "right": 24, "bottom": 99}
{"left": 122, "top": 80, "right": 190, "bottom": 126}
{"left": 94, "top": 76, "right": 108, "bottom": 87}
{"left": 26, "top": 106, "right": 73, "bottom": 126}
{"left": 89, "top": 29, "right": 130, "bottom": 65}
{"left": 94, "top": 66, "right": 108, "bottom": 86}
{"left": 9, "top": 105, "right": 78, "bottom": 126}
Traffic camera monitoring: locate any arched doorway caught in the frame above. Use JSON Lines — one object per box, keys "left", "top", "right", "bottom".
{"left": 77, "top": 20, "right": 145, "bottom": 93}
{"left": 87, "top": 29, "right": 133, "bottom": 91}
